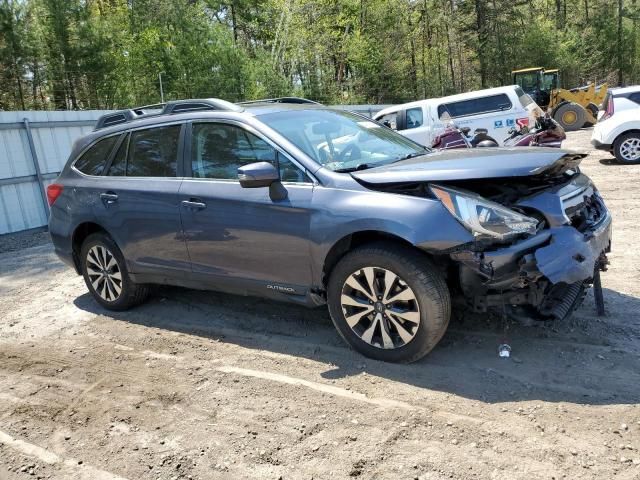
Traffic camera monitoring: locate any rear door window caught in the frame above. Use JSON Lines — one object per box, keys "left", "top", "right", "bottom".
{"left": 126, "top": 125, "right": 181, "bottom": 177}
{"left": 437, "top": 94, "right": 513, "bottom": 119}
{"left": 107, "top": 134, "right": 128, "bottom": 176}
{"left": 405, "top": 107, "right": 423, "bottom": 129}
{"left": 74, "top": 135, "right": 119, "bottom": 176}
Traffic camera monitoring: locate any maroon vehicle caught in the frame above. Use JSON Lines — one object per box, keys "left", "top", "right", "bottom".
{"left": 432, "top": 115, "right": 566, "bottom": 150}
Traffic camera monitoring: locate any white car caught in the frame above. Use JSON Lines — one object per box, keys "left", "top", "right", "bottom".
{"left": 373, "top": 86, "right": 543, "bottom": 147}
{"left": 591, "top": 86, "right": 640, "bottom": 163}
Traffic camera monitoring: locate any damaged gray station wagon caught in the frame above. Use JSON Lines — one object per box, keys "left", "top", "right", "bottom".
{"left": 48, "top": 98, "right": 612, "bottom": 363}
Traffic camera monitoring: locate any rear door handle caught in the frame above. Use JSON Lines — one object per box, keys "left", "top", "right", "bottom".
{"left": 100, "top": 192, "right": 118, "bottom": 204}
{"left": 181, "top": 199, "right": 207, "bottom": 210}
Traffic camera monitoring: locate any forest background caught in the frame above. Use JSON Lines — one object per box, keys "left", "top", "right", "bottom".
{"left": 1, "top": 0, "right": 638, "bottom": 110}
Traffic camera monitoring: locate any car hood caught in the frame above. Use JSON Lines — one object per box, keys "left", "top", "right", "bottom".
{"left": 351, "top": 148, "right": 586, "bottom": 184}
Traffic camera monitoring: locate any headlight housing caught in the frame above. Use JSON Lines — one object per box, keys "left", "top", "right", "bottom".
{"left": 430, "top": 184, "right": 538, "bottom": 241}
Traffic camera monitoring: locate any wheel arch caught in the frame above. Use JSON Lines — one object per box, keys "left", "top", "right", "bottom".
{"left": 615, "top": 128, "right": 640, "bottom": 144}
{"left": 71, "top": 221, "right": 109, "bottom": 273}
{"left": 321, "top": 230, "right": 432, "bottom": 288}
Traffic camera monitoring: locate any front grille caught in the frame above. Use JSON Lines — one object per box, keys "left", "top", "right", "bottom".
{"left": 562, "top": 186, "right": 606, "bottom": 232}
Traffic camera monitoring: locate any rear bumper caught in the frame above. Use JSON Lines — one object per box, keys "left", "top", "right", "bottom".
{"left": 49, "top": 213, "right": 80, "bottom": 274}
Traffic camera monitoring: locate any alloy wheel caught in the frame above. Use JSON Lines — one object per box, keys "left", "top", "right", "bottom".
{"left": 620, "top": 137, "right": 640, "bottom": 162}
{"left": 86, "top": 245, "right": 123, "bottom": 302}
{"left": 340, "top": 267, "right": 420, "bottom": 349}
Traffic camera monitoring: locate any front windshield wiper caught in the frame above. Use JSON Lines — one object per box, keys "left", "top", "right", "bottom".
{"left": 392, "top": 151, "right": 429, "bottom": 163}
{"left": 333, "top": 163, "right": 373, "bottom": 173}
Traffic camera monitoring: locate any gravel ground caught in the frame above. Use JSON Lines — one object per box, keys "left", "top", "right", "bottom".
{"left": 0, "top": 229, "right": 50, "bottom": 254}
{"left": 0, "top": 129, "right": 639, "bottom": 480}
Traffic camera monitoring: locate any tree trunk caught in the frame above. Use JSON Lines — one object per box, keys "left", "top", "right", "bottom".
{"left": 13, "top": 59, "right": 26, "bottom": 110}
{"left": 231, "top": 2, "right": 238, "bottom": 45}
{"left": 475, "top": 0, "right": 487, "bottom": 88}
{"left": 584, "top": 0, "right": 589, "bottom": 22}
{"left": 633, "top": 0, "right": 638, "bottom": 80}
{"left": 407, "top": 7, "right": 418, "bottom": 99}
{"left": 618, "top": 0, "right": 623, "bottom": 86}
{"left": 420, "top": 0, "right": 429, "bottom": 98}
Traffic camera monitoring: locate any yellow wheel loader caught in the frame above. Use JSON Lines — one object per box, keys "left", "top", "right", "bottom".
{"left": 512, "top": 67, "right": 608, "bottom": 132}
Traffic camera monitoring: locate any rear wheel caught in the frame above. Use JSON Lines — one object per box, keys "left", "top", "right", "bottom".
{"left": 327, "top": 243, "right": 450, "bottom": 363}
{"left": 553, "top": 102, "right": 586, "bottom": 131}
{"left": 613, "top": 132, "right": 640, "bottom": 164}
{"left": 80, "top": 232, "right": 149, "bottom": 310}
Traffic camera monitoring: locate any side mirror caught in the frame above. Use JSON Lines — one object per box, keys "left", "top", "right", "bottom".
{"left": 238, "top": 162, "right": 279, "bottom": 188}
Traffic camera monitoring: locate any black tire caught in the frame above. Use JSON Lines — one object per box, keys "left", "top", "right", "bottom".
{"left": 80, "top": 232, "right": 149, "bottom": 310}
{"left": 584, "top": 102, "right": 599, "bottom": 127}
{"left": 613, "top": 132, "right": 640, "bottom": 164}
{"left": 327, "top": 242, "right": 451, "bottom": 363}
{"left": 553, "top": 102, "right": 586, "bottom": 132}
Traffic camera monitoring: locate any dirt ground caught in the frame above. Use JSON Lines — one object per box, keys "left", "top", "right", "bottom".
{"left": 1, "top": 128, "right": 639, "bottom": 480}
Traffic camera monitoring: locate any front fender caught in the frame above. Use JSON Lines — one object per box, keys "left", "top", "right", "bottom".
{"left": 308, "top": 186, "right": 473, "bottom": 285}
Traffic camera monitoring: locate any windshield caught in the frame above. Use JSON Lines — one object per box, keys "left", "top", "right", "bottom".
{"left": 515, "top": 72, "right": 540, "bottom": 94}
{"left": 258, "top": 109, "right": 428, "bottom": 172}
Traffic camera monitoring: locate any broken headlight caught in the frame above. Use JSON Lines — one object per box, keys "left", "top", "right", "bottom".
{"left": 430, "top": 184, "right": 538, "bottom": 241}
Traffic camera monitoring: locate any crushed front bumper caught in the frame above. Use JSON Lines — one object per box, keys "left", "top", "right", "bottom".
{"left": 450, "top": 211, "right": 612, "bottom": 319}
{"left": 534, "top": 212, "right": 612, "bottom": 284}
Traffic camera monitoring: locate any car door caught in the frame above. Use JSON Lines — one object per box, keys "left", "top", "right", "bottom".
{"left": 178, "top": 120, "right": 315, "bottom": 294}
{"left": 397, "top": 106, "right": 431, "bottom": 146}
{"left": 95, "top": 122, "right": 191, "bottom": 277}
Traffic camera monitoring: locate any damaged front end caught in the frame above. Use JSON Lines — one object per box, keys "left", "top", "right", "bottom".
{"left": 354, "top": 149, "right": 612, "bottom": 322}
{"left": 447, "top": 170, "right": 612, "bottom": 321}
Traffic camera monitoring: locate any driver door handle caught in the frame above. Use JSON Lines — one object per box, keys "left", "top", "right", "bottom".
{"left": 181, "top": 199, "right": 207, "bottom": 210}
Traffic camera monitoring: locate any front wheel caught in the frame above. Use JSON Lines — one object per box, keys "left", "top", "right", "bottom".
{"left": 80, "top": 232, "right": 149, "bottom": 310}
{"left": 327, "top": 243, "right": 450, "bottom": 363}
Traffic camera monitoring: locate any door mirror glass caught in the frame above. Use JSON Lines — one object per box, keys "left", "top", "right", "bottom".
{"left": 238, "top": 161, "right": 279, "bottom": 188}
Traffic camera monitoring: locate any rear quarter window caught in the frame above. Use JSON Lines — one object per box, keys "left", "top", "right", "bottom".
{"left": 74, "top": 135, "right": 119, "bottom": 176}
{"left": 628, "top": 92, "right": 640, "bottom": 105}
{"left": 437, "top": 94, "right": 513, "bottom": 119}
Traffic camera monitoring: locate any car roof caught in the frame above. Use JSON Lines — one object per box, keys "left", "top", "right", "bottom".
{"left": 611, "top": 85, "right": 640, "bottom": 96}
{"left": 70, "top": 103, "right": 336, "bottom": 157}
{"left": 375, "top": 85, "right": 520, "bottom": 117}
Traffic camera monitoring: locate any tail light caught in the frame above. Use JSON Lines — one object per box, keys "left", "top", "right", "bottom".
{"left": 516, "top": 117, "right": 529, "bottom": 129}
{"left": 46, "top": 184, "right": 64, "bottom": 206}
{"left": 601, "top": 98, "right": 614, "bottom": 121}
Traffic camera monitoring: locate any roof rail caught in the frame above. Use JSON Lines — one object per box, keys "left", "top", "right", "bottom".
{"left": 94, "top": 98, "right": 244, "bottom": 130}
{"left": 238, "top": 97, "right": 322, "bottom": 105}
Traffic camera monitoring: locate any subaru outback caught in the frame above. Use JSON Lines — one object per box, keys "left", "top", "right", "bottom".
{"left": 48, "top": 98, "right": 612, "bottom": 363}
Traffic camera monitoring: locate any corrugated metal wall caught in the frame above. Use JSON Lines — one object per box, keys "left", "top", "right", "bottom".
{"left": 0, "top": 105, "right": 386, "bottom": 235}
